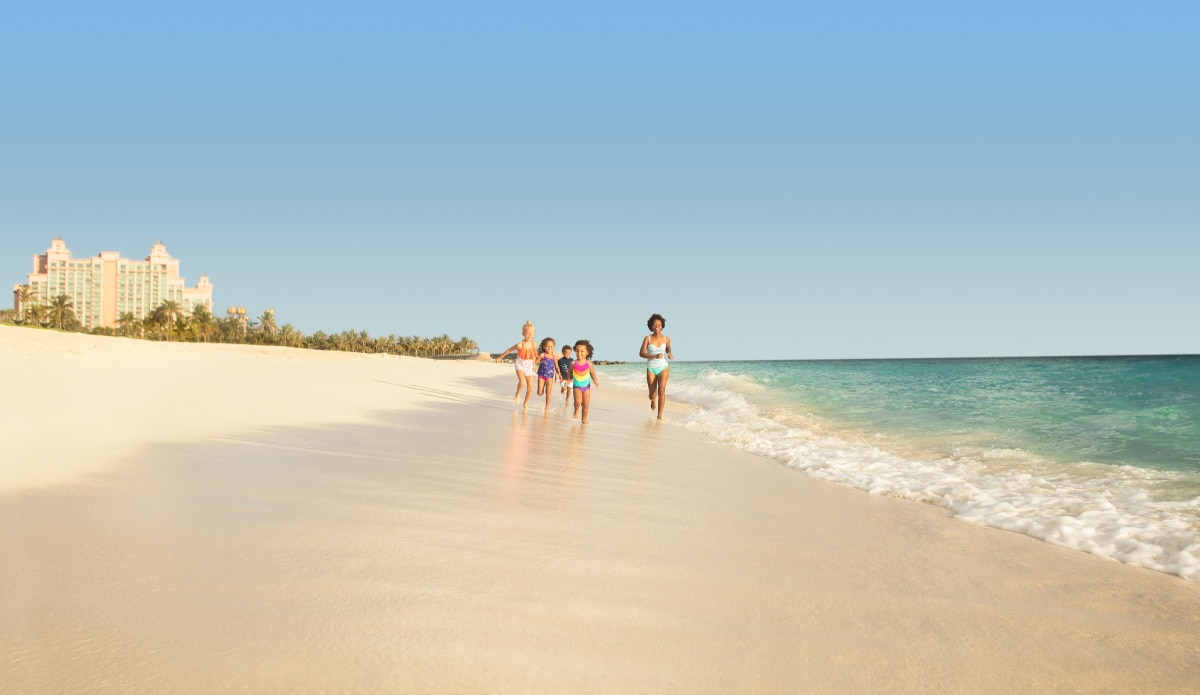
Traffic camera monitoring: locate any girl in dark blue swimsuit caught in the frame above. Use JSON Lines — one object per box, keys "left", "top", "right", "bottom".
{"left": 535, "top": 337, "right": 559, "bottom": 409}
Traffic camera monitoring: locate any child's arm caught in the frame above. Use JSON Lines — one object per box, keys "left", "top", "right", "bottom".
{"left": 494, "top": 342, "right": 519, "bottom": 362}
{"left": 589, "top": 364, "right": 599, "bottom": 386}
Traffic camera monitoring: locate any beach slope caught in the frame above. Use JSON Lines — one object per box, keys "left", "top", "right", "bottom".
{"left": 2, "top": 327, "right": 1198, "bottom": 693}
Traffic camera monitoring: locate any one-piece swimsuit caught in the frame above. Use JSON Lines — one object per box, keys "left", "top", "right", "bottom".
{"left": 646, "top": 341, "right": 668, "bottom": 376}
{"left": 537, "top": 355, "right": 557, "bottom": 380}
{"left": 572, "top": 360, "right": 593, "bottom": 391}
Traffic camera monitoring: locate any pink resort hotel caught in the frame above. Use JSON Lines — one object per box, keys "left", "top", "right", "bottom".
{"left": 12, "top": 238, "right": 214, "bottom": 330}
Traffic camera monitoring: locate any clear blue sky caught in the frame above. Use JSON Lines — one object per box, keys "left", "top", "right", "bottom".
{"left": 3, "top": 2, "right": 1196, "bottom": 360}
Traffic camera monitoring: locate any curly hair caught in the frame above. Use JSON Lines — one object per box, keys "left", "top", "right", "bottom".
{"left": 573, "top": 340, "right": 594, "bottom": 360}
{"left": 647, "top": 313, "right": 667, "bottom": 331}
{"left": 539, "top": 337, "right": 555, "bottom": 354}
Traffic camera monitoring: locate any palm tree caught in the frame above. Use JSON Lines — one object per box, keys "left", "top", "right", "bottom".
{"left": 279, "top": 323, "right": 303, "bottom": 348}
{"left": 151, "top": 300, "right": 184, "bottom": 341}
{"left": 24, "top": 303, "right": 49, "bottom": 327}
{"left": 47, "top": 295, "right": 77, "bottom": 331}
{"left": 190, "top": 305, "right": 214, "bottom": 342}
{"left": 258, "top": 309, "right": 277, "bottom": 337}
{"left": 15, "top": 286, "right": 36, "bottom": 323}
{"left": 217, "top": 316, "right": 241, "bottom": 342}
{"left": 117, "top": 312, "right": 142, "bottom": 338}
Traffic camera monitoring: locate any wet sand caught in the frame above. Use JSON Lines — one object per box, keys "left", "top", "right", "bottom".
{"left": 3, "top": 328, "right": 1200, "bottom": 693}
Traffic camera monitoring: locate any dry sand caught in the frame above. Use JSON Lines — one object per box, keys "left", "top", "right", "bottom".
{"left": 2, "top": 326, "right": 1199, "bottom": 693}
{"left": 0, "top": 326, "right": 499, "bottom": 493}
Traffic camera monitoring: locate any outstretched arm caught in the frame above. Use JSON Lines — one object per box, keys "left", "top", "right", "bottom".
{"left": 494, "top": 343, "right": 519, "bottom": 362}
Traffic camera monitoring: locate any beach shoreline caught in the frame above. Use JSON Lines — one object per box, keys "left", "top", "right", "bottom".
{"left": 3, "top": 327, "right": 1199, "bottom": 693}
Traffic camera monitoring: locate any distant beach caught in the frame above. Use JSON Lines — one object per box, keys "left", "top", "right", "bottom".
{"left": 3, "top": 326, "right": 1199, "bottom": 693}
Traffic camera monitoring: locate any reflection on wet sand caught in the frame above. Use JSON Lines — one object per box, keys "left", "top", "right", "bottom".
{"left": 495, "top": 407, "right": 589, "bottom": 513}
{"left": 559, "top": 423, "right": 586, "bottom": 510}
{"left": 497, "top": 410, "right": 529, "bottom": 506}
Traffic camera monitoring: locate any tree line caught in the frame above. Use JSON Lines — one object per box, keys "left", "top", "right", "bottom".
{"left": 0, "top": 293, "right": 478, "bottom": 357}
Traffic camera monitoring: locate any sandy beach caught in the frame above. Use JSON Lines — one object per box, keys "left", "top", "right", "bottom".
{"left": 3, "top": 326, "right": 1199, "bottom": 693}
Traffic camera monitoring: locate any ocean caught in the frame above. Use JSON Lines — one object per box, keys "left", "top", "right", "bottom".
{"left": 602, "top": 356, "right": 1200, "bottom": 581}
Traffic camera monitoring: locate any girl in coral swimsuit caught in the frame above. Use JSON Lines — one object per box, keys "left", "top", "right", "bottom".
{"left": 495, "top": 320, "right": 538, "bottom": 409}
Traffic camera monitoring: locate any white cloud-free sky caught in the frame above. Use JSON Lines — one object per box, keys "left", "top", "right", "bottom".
{"left": 3, "top": 2, "right": 1197, "bottom": 360}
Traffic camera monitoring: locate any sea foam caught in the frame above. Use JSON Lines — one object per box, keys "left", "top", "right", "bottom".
{"left": 607, "top": 367, "right": 1200, "bottom": 581}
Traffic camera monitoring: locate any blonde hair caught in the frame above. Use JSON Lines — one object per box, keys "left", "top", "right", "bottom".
{"left": 522, "top": 320, "right": 535, "bottom": 335}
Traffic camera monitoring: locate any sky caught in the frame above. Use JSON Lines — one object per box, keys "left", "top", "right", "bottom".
{"left": 2, "top": 1, "right": 1197, "bottom": 361}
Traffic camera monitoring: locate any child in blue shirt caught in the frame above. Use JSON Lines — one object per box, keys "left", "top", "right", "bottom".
{"left": 557, "top": 345, "right": 574, "bottom": 403}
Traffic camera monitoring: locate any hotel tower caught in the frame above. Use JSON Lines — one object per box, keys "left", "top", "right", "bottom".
{"left": 12, "top": 238, "right": 214, "bottom": 329}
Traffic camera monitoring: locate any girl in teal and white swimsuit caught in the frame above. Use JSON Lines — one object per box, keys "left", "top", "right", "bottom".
{"left": 639, "top": 313, "right": 673, "bottom": 420}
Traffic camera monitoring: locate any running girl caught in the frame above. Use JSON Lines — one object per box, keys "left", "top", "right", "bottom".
{"left": 495, "top": 320, "right": 537, "bottom": 409}
{"left": 535, "top": 337, "right": 559, "bottom": 409}
{"left": 571, "top": 340, "right": 599, "bottom": 424}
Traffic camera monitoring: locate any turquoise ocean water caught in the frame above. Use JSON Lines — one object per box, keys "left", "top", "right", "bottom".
{"left": 602, "top": 356, "right": 1200, "bottom": 581}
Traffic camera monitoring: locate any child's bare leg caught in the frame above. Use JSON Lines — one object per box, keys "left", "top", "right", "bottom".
{"left": 521, "top": 375, "right": 533, "bottom": 409}
{"left": 544, "top": 380, "right": 553, "bottom": 408}
{"left": 513, "top": 374, "right": 523, "bottom": 403}
{"left": 580, "top": 389, "right": 592, "bottom": 424}
{"left": 572, "top": 388, "right": 580, "bottom": 419}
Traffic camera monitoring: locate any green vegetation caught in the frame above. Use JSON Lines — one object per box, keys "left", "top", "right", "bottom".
{"left": 2, "top": 299, "right": 478, "bottom": 358}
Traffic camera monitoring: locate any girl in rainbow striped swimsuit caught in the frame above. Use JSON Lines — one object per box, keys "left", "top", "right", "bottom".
{"left": 571, "top": 340, "right": 599, "bottom": 424}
